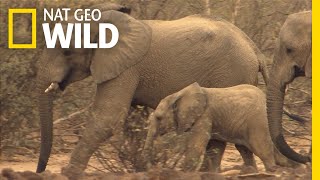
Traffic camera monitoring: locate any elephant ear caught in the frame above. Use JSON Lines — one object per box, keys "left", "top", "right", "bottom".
{"left": 174, "top": 83, "right": 207, "bottom": 133}
{"left": 90, "top": 10, "right": 152, "bottom": 83}
{"left": 305, "top": 53, "right": 312, "bottom": 78}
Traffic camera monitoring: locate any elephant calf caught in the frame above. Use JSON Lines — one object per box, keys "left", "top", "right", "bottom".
{"left": 143, "top": 83, "right": 298, "bottom": 172}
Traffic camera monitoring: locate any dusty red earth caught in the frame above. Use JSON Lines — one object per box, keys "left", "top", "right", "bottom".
{"left": 0, "top": 134, "right": 311, "bottom": 179}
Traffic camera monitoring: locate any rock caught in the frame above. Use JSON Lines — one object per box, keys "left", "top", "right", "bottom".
{"left": 221, "top": 169, "right": 241, "bottom": 176}
{"left": 61, "top": 136, "right": 79, "bottom": 144}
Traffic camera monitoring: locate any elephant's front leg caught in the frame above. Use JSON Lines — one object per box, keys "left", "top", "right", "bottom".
{"left": 201, "top": 139, "right": 226, "bottom": 172}
{"left": 62, "top": 69, "right": 139, "bottom": 179}
{"left": 139, "top": 113, "right": 159, "bottom": 171}
{"left": 182, "top": 116, "right": 212, "bottom": 171}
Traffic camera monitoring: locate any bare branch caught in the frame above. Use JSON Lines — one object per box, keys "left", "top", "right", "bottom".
{"left": 284, "top": 100, "right": 309, "bottom": 105}
{"left": 152, "top": 0, "right": 168, "bottom": 19}
{"left": 288, "top": 87, "right": 311, "bottom": 96}
{"left": 87, "top": 163, "right": 107, "bottom": 173}
{"left": 237, "top": 172, "right": 278, "bottom": 178}
{"left": 283, "top": 107, "right": 307, "bottom": 123}
{"left": 282, "top": 124, "right": 296, "bottom": 135}
{"left": 203, "top": 0, "right": 211, "bottom": 15}
{"left": 53, "top": 103, "right": 92, "bottom": 125}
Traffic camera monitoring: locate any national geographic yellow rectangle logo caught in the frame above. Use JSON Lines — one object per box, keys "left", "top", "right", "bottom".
{"left": 8, "top": 9, "right": 37, "bottom": 49}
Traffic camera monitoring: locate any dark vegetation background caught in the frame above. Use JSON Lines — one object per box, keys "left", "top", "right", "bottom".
{"left": 0, "top": 0, "right": 311, "bottom": 173}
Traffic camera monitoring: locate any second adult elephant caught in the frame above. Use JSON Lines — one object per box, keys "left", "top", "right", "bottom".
{"left": 36, "top": 3, "right": 268, "bottom": 178}
{"left": 266, "top": 11, "right": 311, "bottom": 164}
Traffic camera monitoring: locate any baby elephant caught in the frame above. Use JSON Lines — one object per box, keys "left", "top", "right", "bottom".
{"left": 142, "top": 83, "right": 298, "bottom": 172}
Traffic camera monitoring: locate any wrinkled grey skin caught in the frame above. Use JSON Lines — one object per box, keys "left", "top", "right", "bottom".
{"left": 36, "top": 3, "right": 269, "bottom": 177}
{"left": 266, "top": 11, "right": 311, "bottom": 164}
{"left": 143, "top": 83, "right": 298, "bottom": 172}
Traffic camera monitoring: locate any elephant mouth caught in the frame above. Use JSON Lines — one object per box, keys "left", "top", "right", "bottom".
{"left": 58, "top": 79, "right": 68, "bottom": 91}
{"left": 59, "top": 68, "right": 74, "bottom": 91}
{"left": 294, "top": 65, "right": 305, "bottom": 77}
{"left": 44, "top": 69, "right": 72, "bottom": 93}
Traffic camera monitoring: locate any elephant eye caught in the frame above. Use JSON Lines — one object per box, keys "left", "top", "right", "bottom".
{"left": 63, "top": 50, "right": 72, "bottom": 56}
{"left": 286, "top": 47, "right": 293, "bottom": 54}
{"left": 172, "top": 103, "right": 177, "bottom": 111}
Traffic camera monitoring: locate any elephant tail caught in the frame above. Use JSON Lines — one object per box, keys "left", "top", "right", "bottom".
{"left": 243, "top": 36, "right": 269, "bottom": 85}
{"left": 240, "top": 33, "right": 269, "bottom": 85}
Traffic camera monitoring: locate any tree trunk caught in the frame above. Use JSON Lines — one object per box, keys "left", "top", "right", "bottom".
{"left": 203, "top": 0, "right": 211, "bottom": 15}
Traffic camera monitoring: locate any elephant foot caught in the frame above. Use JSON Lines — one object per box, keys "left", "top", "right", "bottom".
{"left": 181, "top": 156, "right": 203, "bottom": 172}
{"left": 137, "top": 150, "right": 154, "bottom": 172}
{"left": 265, "top": 165, "right": 278, "bottom": 173}
{"left": 239, "top": 165, "right": 258, "bottom": 174}
{"left": 135, "top": 160, "right": 151, "bottom": 172}
{"left": 207, "top": 166, "right": 221, "bottom": 173}
{"left": 61, "top": 164, "right": 85, "bottom": 180}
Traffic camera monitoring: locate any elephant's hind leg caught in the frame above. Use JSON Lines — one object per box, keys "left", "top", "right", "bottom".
{"left": 248, "top": 137, "right": 277, "bottom": 172}
{"left": 235, "top": 144, "right": 258, "bottom": 173}
{"left": 62, "top": 69, "right": 139, "bottom": 179}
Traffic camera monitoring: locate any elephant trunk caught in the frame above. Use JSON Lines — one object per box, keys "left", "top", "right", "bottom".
{"left": 36, "top": 73, "right": 54, "bottom": 173}
{"left": 267, "top": 65, "right": 310, "bottom": 163}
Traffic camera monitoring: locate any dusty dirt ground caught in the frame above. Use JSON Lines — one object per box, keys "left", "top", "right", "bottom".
{"left": 0, "top": 130, "right": 311, "bottom": 179}
{"left": 0, "top": 100, "right": 312, "bottom": 179}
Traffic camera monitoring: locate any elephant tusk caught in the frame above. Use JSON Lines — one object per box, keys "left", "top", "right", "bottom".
{"left": 285, "top": 84, "right": 290, "bottom": 94}
{"left": 45, "top": 82, "right": 59, "bottom": 93}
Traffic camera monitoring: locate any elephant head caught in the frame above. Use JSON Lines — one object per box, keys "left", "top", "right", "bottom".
{"left": 36, "top": 3, "right": 152, "bottom": 173}
{"left": 266, "top": 11, "right": 311, "bottom": 163}
{"left": 154, "top": 82, "right": 208, "bottom": 135}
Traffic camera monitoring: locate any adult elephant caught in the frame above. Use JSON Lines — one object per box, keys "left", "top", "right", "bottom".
{"left": 267, "top": 11, "right": 311, "bottom": 164}
{"left": 36, "top": 3, "right": 268, "bottom": 177}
